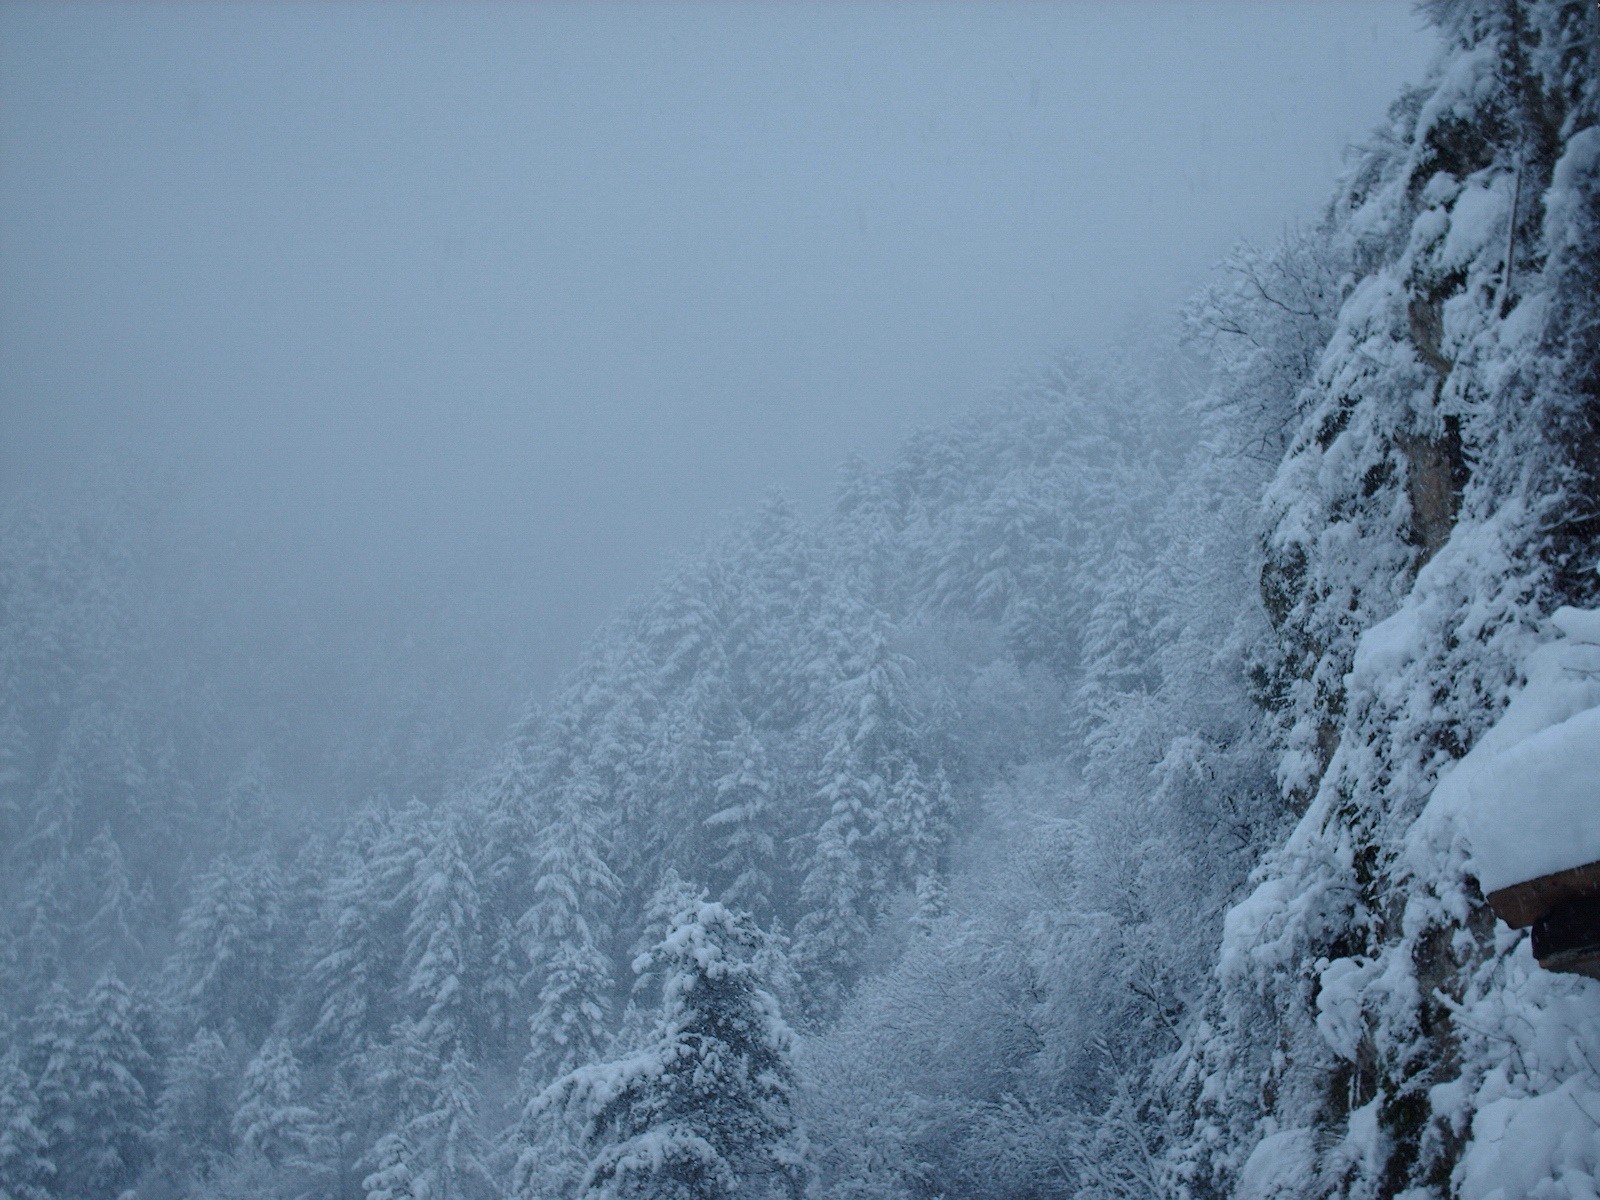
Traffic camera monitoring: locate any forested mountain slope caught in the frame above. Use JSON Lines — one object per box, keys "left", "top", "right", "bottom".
{"left": 1, "top": 2, "right": 1597, "bottom": 1198}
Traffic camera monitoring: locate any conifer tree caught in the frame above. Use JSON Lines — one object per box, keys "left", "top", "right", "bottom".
{"left": 625, "top": 868, "right": 703, "bottom": 1020}
{"left": 362, "top": 1130, "right": 420, "bottom": 1200}
{"left": 80, "top": 826, "right": 146, "bottom": 970}
{"left": 153, "top": 1026, "right": 237, "bottom": 1181}
{"left": 794, "top": 606, "right": 927, "bottom": 1008}
{"left": 403, "top": 812, "right": 481, "bottom": 1059}
{"left": 398, "top": 1046, "right": 495, "bottom": 1200}
{"left": 233, "top": 1036, "right": 319, "bottom": 1169}
{"left": 884, "top": 760, "right": 953, "bottom": 931}
{"left": 830, "top": 453, "right": 904, "bottom": 607}
{"left": 34, "top": 973, "right": 154, "bottom": 1200}
{"left": 169, "top": 851, "right": 283, "bottom": 1039}
{"left": 0, "top": 1046, "right": 50, "bottom": 1200}
{"left": 521, "top": 765, "right": 620, "bottom": 1086}
{"left": 217, "top": 750, "right": 273, "bottom": 856}
{"left": 545, "top": 900, "right": 807, "bottom": 1200}
{"left": 704, "top": 724, "right": 777, "bottom": 921}
{"left": 306, "top": 808, "right": 411, "bottom": 1054}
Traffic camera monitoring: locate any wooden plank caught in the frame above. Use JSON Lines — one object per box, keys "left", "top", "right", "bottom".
{"left": 1486, "top": 860, "right": 1600, "bottom": 929}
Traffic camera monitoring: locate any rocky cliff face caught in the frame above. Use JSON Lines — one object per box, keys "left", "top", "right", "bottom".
{"left": 1168, "top": 4, "right": 1600, "bottom": 1198}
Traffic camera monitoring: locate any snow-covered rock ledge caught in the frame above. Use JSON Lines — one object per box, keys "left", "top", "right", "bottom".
{"left": 1426, "top": 605, "right": 1600, "bottom": 934}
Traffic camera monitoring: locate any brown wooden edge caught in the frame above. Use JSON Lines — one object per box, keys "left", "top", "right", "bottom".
{"left": 1487, "top": 860, "right": 1600, "bottom": 929}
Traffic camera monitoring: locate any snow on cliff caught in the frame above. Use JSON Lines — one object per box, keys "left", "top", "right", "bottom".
{"left": 1426, "top": 605, "right": 1600, "bottom": 896}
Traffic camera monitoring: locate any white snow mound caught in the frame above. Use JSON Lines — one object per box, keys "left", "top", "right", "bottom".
{"left": 1429, "top": 606, "right": 1600, "bottom": 896}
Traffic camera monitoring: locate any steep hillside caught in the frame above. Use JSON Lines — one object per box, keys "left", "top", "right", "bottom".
{"left": 1168, "top": 3, "right": 1600, "bottom": 1198}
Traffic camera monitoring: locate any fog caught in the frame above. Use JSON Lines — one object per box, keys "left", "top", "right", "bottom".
{"left": 2, "top": 1, "right": 1430, "bottom": 704}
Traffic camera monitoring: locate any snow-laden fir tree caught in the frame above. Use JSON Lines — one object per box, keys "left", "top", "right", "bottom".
{"left": 152, "top": 1026, "right": 237, "bottom": 1183}
{"left": 521, "top": 763, "right": 620, "bottom": 1086}
{"left": 625, "top": 868, "right": 702, "bottom": 1020}
{"left": 80, "top": 826, "right": 147, "bottom": 972}
{"left": 168, "top": 851, "right": 283, "bottom": 1040}
{"left": 542, "top": 900, "right": 808, "bottom": 1200}
{"left": 402, "top": 811, "right": 482, "bottom": 1061}
{"left": 794, "top": 599, "right": 928, "bottom": 1012}
{"left": 378, "top": 1043, "right": 494, "bottom": 1200}
{"left": 883, "top": 759, "right": 952, "bottom": 932}
{"left": 32, "top": 973, "right": 153, "bottom": 1200}
{"left": 362, "top": 1128, "right": 421, "bottom": 1200}
{"left": 303, "top": 806, "right": 413, "bottom": 1055}
{"left": 232, "top": 1036, "right": 320, "bottom": 1170}
{"left": 703, "top": 721, "right": 777, "bottom": 922}
{"left": 0, "top": 1044, "right": 50, "bottom": 1200}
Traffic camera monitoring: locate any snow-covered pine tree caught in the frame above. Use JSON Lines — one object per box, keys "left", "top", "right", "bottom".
{"left": 34, "top": 973, "right": 154, "bottom": 1200}
{"left": 794, "top": 599, "right": 930, "bottom": 1012}
{"left": 358, "top": 1132, "right": 419, "bottom": 1200}
{"left": 402, "top": 810, "right": 482, "bottom": 1060}
{"left": 361, "top": 1129, "right": 420, "bottom": 1200}
{"left": 79, "top": 826, "right": 146, "bottom": 972}
{"left": 829, "top": 453, "right": 905, "bottom": 611}
{"left": 168, "top": 850, "right": 284, "bottom": 1040}
{"left": 232, "top": 1035, "right": 320, "bottom": 1170}
{"left": 724, "top": 493, "right": 824, "bottom": 731}
{"left": 216, "top": 750, "right": 274, "bottom": 858}
{"left": 152, "top": 1026, "right": 237, "bottom": 1183}
{"left": 393, "top": 1045, "right": 495, "bottom": 1200}
{"left": 619, "top": 867, "right": 705, "bottom": 1048}
{"left": 303, "top": 806, "right": 413, "bottom": 1055}
{"left": 883, "top": 760, "right": 952, "bottom": 932}
{"left": 521, "top": 763, "right": 620, "bottom": 1086}
{"left": 585, "top": 635, "right": 662, "bottom": 889}
{"left": 544, "top": 900, "right": 807, "bottom": 1200}
{"left": 0, "top": 1045, "right": 50, "bottom": 1200}
{"left": 704, "top": 722, "right": 777, "bottom": 922}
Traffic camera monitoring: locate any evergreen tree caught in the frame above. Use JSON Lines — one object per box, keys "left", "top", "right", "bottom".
{"left": 476, "top": 730, "right": 543, "bottom": 1050}
{"left": 703, "top": 723, "right": 777, "bottom": 921}
{"left": 544, "top": 900, "right": 807, "bottom": 1200}
{"left": 233, "top": 1036, "right": 319, "bottom": 1169}
{"left": 794, "top": 605, "right": 929, "bottom": 1010}
{"left": 0, "top": 1047, "right": 50, "bottom": 1200}
{"left": 883, "top": 761, "right": 953, "bottom": 932}
{"left": 625, "top": 868, "right": 703, "bottom": 1020}
{"left": 398, "top": 1046, "right": 495, "bottom": 1200}
{"left": 829, "top": 453, "right": 905, "bottom": 609}
{"left": 217, "top": 750, "right": 274, "bottom": 856}
{"left": 80, "top": 826, "right": 146, "bottom": 971}
{"left": 168, "top": 851, "right": 284, "bottom": 1039}
{"left": 305, "top": 807, "right": 412, "bottom": 1054}
{"left": 153, "top": 1026, "right": 237, "bottom": 1182}
{"left": 403, "top": 812, "right": 481, "bottom": 1060}
{"left": 521, "top": 765, "right": 620, "bottom": 1086}
{"left": 34, "top": 973, "right": 154, "bottom": 1200}
{"left": 725, "top": 493, "right": 823, "bottom": 729}
{"left": 362, "top": 1130, "right": 420, "bottom": 1200}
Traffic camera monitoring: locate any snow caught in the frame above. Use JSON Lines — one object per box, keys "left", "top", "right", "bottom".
{"left": 1236, "top": 1127, "right": 1315, "bottom": 1200}
{"left": 1315, "top": 955, "right": 1380, "bottom": 1061}
{"left": 1412, "top": 43, "right": 1499, "bottom": 153}
{"left": 1436, "top": 177, "right": 1508, "bottom": 276}
{"left": 1461, "top": 1081, "right": 1600, "bottom": 1200}
{"left": 1428, "top": 606, "right": 1600, "bottom": 896}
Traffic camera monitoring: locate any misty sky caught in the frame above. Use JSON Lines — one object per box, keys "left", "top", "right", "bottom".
{"left": 0, "top": 2, "right": 1432, "bottom": 691}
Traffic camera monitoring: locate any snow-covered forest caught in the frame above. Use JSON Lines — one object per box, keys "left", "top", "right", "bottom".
{"left": 3, "top": 2, "right": 1599, "bottom": 1198}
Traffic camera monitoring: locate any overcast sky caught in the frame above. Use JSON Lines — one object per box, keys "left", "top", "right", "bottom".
{"left": 0, "top": 2, "right": 1433, "bottom": 691}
